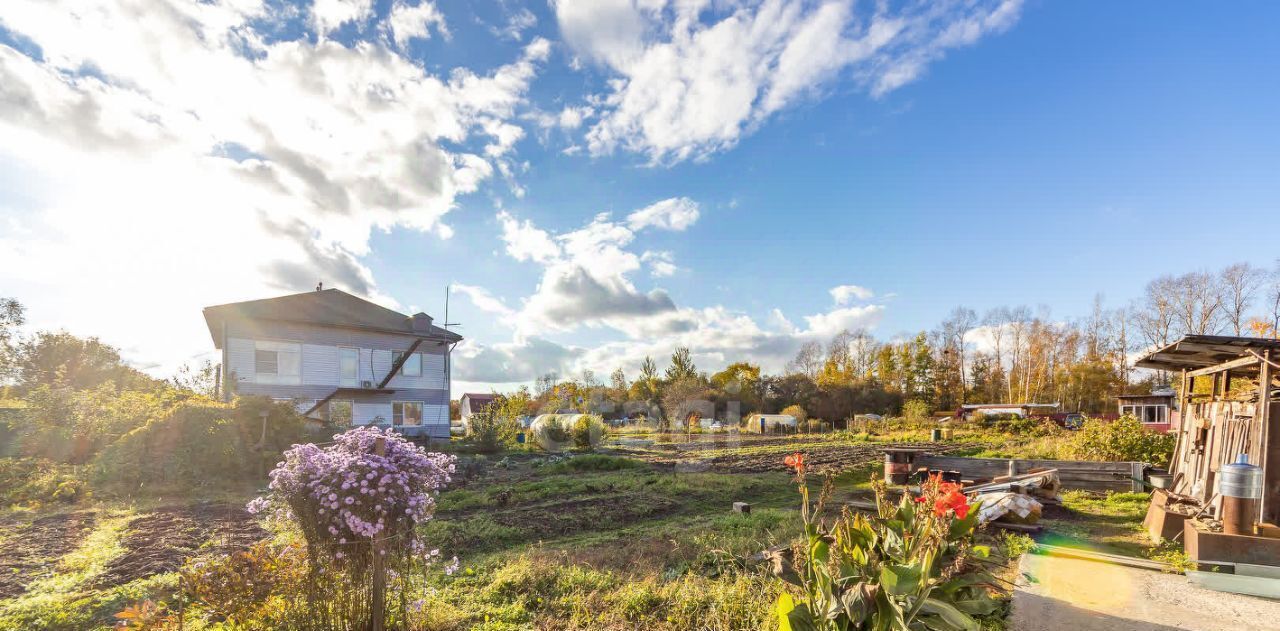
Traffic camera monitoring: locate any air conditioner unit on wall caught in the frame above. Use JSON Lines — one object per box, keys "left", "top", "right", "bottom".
{"left": 361, "top": 380, "right": 374, "bottom": 389}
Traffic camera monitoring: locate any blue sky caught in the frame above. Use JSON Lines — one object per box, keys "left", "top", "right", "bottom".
{"left": 1, "top": 1, "right": 1278, "bottom": 394}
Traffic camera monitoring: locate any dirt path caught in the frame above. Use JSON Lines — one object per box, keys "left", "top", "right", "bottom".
{"left": 1011, "top": 553, "right": 1280, "bottom": 630}
{"left": 0, "top": 511, "right": 97, "bottom": 599}
{"left": 91, "top": 503, "right": 265, "bottom": 589}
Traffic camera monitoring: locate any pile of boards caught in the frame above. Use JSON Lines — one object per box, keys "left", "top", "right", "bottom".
{"left": 960, "top": 468, "right": 1060, "bottom": 532}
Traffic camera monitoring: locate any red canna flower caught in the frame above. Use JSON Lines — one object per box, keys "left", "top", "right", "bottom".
{"left": 783, "top": 452, "right": 805, "bottom": 473}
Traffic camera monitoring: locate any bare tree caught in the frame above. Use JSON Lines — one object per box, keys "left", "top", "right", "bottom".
{"left": 787, "top": 341, "right": 824, "bottom": 379}
{"left": 942, "top": 307, "right": 977, "bottom": 403}
{"left": 1170, "top": 271, "right": 1223, "bottom": 336}
{"left": 1220, "top": 262, "right": 1265, "bottom": 335}
{"left": 1264, "top": 259, "right": 1280, "bottom": 335}
{"left": 1131, "top": 275, "right": 1177, "bottom": 350}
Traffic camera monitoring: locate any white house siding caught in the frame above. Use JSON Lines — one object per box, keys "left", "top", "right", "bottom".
{"left": 227, "top": 337, "right": 256, "bottom": 383}
{"left": 302, "top": 344, "right": 339, "bottom": 386}
{"left": 222, "top": 320, "right": 452, "bottom": 439}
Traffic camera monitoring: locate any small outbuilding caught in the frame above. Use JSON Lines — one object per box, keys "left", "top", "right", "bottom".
{"left": 1116, "top": 387, "right": 1177, "bottom": 432}
{"left": 743, "top": 413, "right": 798, "bottom": 434}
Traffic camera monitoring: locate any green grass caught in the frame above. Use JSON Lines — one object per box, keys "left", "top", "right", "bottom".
{"left": 0, "top": 508, "right": 143, "bottom": 630}
{"left": 535, "top": 454, "right": 642, "bottom": 474}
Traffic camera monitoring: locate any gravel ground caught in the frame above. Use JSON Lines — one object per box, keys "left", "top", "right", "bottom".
{"left": 1012, "top": 553, "right": 1280, "bottom": 631}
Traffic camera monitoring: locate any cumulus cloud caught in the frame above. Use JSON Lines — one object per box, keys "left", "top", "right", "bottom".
{"left": 452, "top": 283, "right": 516, "bottom": 319}
{"left": 453, "top": 336, "right": 584, "bottom": 384}
{"left": 387, "top": 1, "right": 449, "bottom": 49}
{"left": 626, "top": 197, "right": 700, "bottom": 231}
{"left": 554, "top": 0, "right": 1023, "bottom": 163}
{"left": 830, "top": 284, "right": 874, "bottom": 305}
{"left": 0, "top": 0, "right": 548, "bottom": 373}
{"left": 641, "top": 250, "right": 677, "bottom": 277}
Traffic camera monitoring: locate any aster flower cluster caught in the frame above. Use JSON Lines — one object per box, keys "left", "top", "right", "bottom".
{"left": 249, "top": 427, "right": 456, "bottom": 556}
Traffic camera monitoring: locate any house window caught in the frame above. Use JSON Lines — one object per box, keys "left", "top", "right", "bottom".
{"left": 393, "top": 351, "right": 423, "bottom": 377}
{"left": 339, "top": 347, "right": 359, "bottom": 387}
{"left": 393, "top": 401, "right": 423, "bottom": 426}
{"left": 329, "top": 400, "right": 353, "bottom": 427}
{"left": 254, "top": 341, "right": 301, "bottom": 384}
{"left": 1123, "top": 404, "right": 1167, "bottom": 424}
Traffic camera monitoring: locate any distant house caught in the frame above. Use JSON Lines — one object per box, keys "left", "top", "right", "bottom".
{"left": 459, "top": 393, "right": 497, "bottom": 421}
{"left": 203, "top": 288, "right": 461, "bottom": 439}
{"left": 1116, "top": 387, "right": 1177, "bottom": 432}
{"left": 956, "top": 402, "right": 1060, "bottom": 421}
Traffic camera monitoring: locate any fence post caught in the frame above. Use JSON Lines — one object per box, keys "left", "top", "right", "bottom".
{"left": 371, "top": 436, "right": 386, "bottom": 631}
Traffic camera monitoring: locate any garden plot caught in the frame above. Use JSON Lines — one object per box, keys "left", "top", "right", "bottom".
{"left": 91, "top": 503, "right": 265, "bottom": 589}
{"left": 0, "top": 510, "right": 96, "bottom": 599}
{"left": 609, "top": 433, "right": 972, "bottom": 474}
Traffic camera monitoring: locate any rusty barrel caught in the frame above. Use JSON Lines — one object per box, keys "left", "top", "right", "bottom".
{"left": 884, "top": 452, "right": 912, "bottom": 485}
{"left": 1219, "top": 454, "right": 1262, "bottom": 536}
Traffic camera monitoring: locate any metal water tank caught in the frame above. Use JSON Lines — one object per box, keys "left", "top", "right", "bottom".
{"left": 1218, "top": 454, "right": 1262, "bottom": 536}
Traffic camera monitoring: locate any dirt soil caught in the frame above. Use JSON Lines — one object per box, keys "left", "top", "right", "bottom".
{"left": 91, "top": 503, "right": 266, "bottom": 589}
{"left": 0, "top": 510, "right": 97, "bottom": 599}
{"left": 489, "top": 493, "right": 679, "bottom": 540}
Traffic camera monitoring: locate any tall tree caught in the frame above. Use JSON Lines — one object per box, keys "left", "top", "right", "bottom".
{"left": 787, "top": 341, "right": 824, "bottom": 379}
{"left": 1220, "top": 262, "right": 1265, "bottom": 335}
{"left": 1170, "top": 271, "right": 1223, "bottom": 336}
{"left": 0, "top": 297, "right": 25, "bottom": 383}
{"left": 665, "top": 346, "right": 698, "bottom": 382}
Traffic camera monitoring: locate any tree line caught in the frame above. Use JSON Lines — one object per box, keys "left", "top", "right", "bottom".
{"left": 506, "top": 259, "right": 1280, "bottom": 422}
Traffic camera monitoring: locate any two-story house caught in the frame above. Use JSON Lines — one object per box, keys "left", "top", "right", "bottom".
{"left": 203, "top": 288, "right": 461, "bottom": 439}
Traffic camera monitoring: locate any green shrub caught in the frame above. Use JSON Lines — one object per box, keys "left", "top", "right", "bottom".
{"left": 1060, "top": 415, "right": 1176, "bottom": 467}
{"left": 468, "top": 406, "right": 520, "bottom": 453}
{"left": 901, "top": 398, "right": 930, "bottom": 422}
{"left": 92, "top": 397, "right": 303, "bottom": 488}
{"left": 572, "top": 414, "right": 607, "bottom": 449}
{"left": 0, "top": 456, "right": 87, "bottom": 505}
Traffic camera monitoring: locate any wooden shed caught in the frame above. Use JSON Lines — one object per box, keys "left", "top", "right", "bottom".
{"left": 1135, "top": 335, "right": 1280, "bottom": 536}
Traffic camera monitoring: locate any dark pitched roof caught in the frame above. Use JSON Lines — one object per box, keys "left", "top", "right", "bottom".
{"left": 461, "top": 393, "right": 497, "bottom": 404}
{"left": 1134, "top": 335, "right": 1280, "bottom": 372}
{"left": 203, "top": 289, "right": 462, "bottom": 347}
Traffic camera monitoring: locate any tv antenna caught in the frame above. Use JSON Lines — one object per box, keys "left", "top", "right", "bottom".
{"left": 442, "top": 284, "right": 462, "bottom": 330}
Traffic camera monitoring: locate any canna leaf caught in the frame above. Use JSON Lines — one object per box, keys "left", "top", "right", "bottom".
{"left": 880, "top": 563, "right": 923, "bottom": 597}
{"left": 918, "top": 598, "right": 979, "bottom": 631}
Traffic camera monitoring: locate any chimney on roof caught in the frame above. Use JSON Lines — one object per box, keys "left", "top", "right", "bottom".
{"left": 411, "top": 312, "right": 433, "bottom": 333}
{"left": 316, "top": 282, "right": 324, "bottom": 291}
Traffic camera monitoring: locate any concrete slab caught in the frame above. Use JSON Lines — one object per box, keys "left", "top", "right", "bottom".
{"left": 1012, "top": 552, "right": 1280, "bottom": 631}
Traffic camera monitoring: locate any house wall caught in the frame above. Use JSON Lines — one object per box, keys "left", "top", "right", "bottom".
{"left": 222, "top": 319, "right": 451, "bottom": 438}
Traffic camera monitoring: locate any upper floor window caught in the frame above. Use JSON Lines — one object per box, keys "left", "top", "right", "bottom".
{"left": 393, "top": 351, "right": 423, "bottom": 377}
{"left": 255, "top": 340, "right": 300, "bottom": 384}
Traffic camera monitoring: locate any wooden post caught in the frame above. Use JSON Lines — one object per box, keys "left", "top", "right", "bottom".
{"left": 1259, "top": 351, "right": 1277, "bottom": 525}
{"left": 371, "top": 436, "right": 386, "bottom": 631}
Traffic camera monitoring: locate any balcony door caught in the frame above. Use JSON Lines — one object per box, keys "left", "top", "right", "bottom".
{"left": 339, "top": 347, "right": 360, "bottom": 387}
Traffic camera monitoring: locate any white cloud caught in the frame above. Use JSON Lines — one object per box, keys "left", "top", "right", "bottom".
{"left": 0, "top": 0, "right": 548, "bottom": 374}
{"left": 452, "top": 283, "right": 515, "bottom": 319}
{"left": 313, "top": 0, "right": 375, "bottom": 36}
{"left": 830, "top": 284, "right": 874, "bottom": 305}
{"left": 626, "top": 197, "right": 700, "bottom": 231}
{"left": 497, "top": 210, "right": 561, "bottom": 263}
{"left": 387, "top": 1, "right": 449, "bottom": 49}
{"left": 494, "top": 7, "right": 538, "bottom": 42}
{"left": 555, "top": 0, "right": 1024, "bottom": 163}
{"left": 641, "top": 250, "right": 677, "bottom": 277}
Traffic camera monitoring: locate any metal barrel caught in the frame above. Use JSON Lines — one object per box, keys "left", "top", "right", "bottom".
{"left": 1218, "top": 454, "right": 1263, "bottom": 499}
